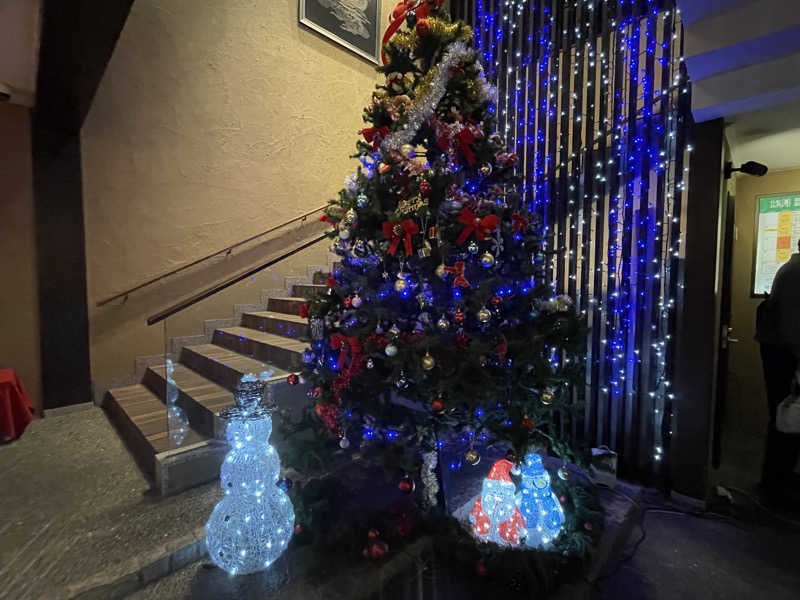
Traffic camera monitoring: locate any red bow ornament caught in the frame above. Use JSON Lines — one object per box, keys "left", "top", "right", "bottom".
{"left": 444, "top": 261, "right": 470, "bottom": 288}
{"left": 511, "top": 213, "right": 529, "bottom": 233}
{"left": 382, "top": 219, "right": 419, "bottom": 256}
{"left": 456, "top": 128, "right": 477, "bottom": 165}
{"left": 330, "top": 334, "right": 363, "bottom": 371}
{"left": 362, "top": 126, "right": 390, "bottom": 151}
{"left": 456, "top": 208, "right": 500, "bottom": 245}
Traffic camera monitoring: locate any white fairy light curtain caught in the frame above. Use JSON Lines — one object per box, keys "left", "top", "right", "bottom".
{"left": 453, "top": 0, "right": 691, "bottom": 480}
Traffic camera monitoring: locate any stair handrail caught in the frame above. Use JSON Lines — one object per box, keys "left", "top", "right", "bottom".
{"left": 146, "top": 232, "right": 329, "bottom": 325}
{"left": 96, "top": 204, "right": 329, "bottom": 307}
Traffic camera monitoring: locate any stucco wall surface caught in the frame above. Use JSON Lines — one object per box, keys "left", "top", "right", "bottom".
{"left": 0, "top": 103, "right": 42, "bottom": 413}
{"left": 82, "top": 0, "right": 386, "bottom": 388}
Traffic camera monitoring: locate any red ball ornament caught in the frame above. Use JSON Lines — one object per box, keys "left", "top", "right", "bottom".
{"left": 287, "top": 373, "right": 299, "bottom": 386}
{"left": 398, "top": 475, "right": 415, "bottom": 494}
{"left": 416, "top": 17, "right": 430, "bottom": 36}
{"left": 294, "top": 523, "right": 304, "bottom": 535}
{"left": 453, "top": 310, "right": 465, "bottom": 325}
{"left": 584, "top": 522, "right": 593, "bottom": 531}
{"left": 419, "top": 180, "right": 431, "bottom": 196}
{"left": 312, "top": 386, "right": 322, "bottom": 398}
{"left": 559, "top": 495, "right": 567, "bottom": 504}
{"left": 490, "top": 294, "right": 502, "bottom": 307}
{"left": 522, "top": 416, "right": 535, "bottom": 430}
{"left": 344, "top": 296, "right": 352, "bottom": 308}
{"left": 367, "top": 528, "right": 380, "bottom": 539}
{"left": 363, "top": 539, "right": 389, "bottom": 560}
{"left": 476, "top": 560, "right": 488, "bottom": 577}
{"left": 431, "top": 397, "right": 445, "bottom": 413}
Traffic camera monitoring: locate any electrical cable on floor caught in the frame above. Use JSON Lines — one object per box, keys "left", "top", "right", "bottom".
{"left": 724, "top": 485, "right": 800, "bottom": 528}
{"left": 589, "top": 484, "right": 757, "bottom": 589}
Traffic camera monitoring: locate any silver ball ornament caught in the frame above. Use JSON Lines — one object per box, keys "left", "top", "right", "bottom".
{"left": 385, "top": 344, "right": 398, "bottom": 357}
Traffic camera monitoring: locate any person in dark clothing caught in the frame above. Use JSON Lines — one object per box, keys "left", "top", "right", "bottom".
{"left": 756, "top": 238, "right": 800, "bottom": 506}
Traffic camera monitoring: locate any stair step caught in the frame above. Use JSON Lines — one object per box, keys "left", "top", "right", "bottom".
{"left": 267, "top": 296, "right": 308, "bottom": 316}
{"left": 143, "top": 363, "right": 233, "bottom": 438}
{"left": 213, "top": 326, "right": 307, "bottom": 372}
{"left": 240, "top": 311, "right": 309, "bottom": 339}
{"left": 180, "top": 343, "right": 290, "bottom": 391}
{"left": 104, "top": 384, "right": 208, "bottom": 476}
{"left": 291, "top": 283, "right": 327, "bottom": 298}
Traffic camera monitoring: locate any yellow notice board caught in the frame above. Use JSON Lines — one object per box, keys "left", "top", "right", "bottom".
{"left": 753, "top": 193, "right": 800, "bottom": 295}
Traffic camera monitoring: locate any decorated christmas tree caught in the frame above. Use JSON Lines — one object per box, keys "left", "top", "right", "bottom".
{"left": 300, "top": 1, "right": 584, "bottom": 510}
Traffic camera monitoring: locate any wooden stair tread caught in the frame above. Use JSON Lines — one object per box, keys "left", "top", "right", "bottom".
{"left": 106, "top": 384, "right": 208, "bottom": 454}
{"left": 216, "top": 327, "right": 308, "bottom": 353}
{"left": 243, "top": 311, "right": 308, "bottom": 325}
{"left": 148, "top": 363, "right": 235, "bottom": 413}
{"left": 181, "top": 343, "right": 291, "bottom": 379}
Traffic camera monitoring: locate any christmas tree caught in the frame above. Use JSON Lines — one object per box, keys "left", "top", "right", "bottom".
{"left": 301, "top": 1, "right": 584, "bottom": 506}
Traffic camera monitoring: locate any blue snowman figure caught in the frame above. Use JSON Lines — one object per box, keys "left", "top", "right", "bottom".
{"left": 205, "top": 374, "right": 294, "bottom": 575}
{"left": 518, "top": 453, "right": 564, "bottom": 548}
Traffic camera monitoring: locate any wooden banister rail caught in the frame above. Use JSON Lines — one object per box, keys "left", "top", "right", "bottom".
{"left": 146, "top": 233, "right": 329, "bottom": 325}
{"left": 96, "top": 204, "right": 328, "bottom": 307}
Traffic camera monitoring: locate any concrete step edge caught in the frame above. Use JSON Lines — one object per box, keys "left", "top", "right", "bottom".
{"left": 68, "top": 525, "right": 207, "bottom": 600}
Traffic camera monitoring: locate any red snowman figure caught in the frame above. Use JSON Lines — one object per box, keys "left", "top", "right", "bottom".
{"left": 469, "top": 458, "right": 527, "bottom": 546}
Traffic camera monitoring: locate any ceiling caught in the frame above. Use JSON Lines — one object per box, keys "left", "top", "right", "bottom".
{"left": 677, "top": 0, "right": 800, "bottom": 171}
{"left": 0, "top": 0, "right": 42, "bottom": 107}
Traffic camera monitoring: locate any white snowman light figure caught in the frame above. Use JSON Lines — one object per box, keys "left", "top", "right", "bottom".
{"left": 470, "top": 458, "right": 527, "bottom": 546}
{"left": 519, "top": 453, "right": 564, "bottom": 548}
{"left": 205, "top": 374, "right": 294, "bottom": 575}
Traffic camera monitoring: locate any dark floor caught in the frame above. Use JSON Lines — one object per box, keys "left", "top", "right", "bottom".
{"left": 595, "top": 506, "right": 800, "bottom": 599}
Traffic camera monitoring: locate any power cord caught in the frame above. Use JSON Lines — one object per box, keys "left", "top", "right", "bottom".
{"left": 590, "top": 484, "right": 753, "bottom": 588}
{"left": 722, "top": 485, "right": 800, "bottom": 528}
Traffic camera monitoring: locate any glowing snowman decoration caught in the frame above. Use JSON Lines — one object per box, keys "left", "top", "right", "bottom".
{"left": 519, "top": 453, "right": 564, "bottom": 547}
{"left": 469, "top": 458, "right": 527, "bottom": 546}
{"left": 205, "top": 374, "right": 294, "bottom": 575}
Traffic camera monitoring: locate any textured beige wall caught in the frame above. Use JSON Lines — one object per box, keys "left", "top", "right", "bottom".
{"left": 0, "top": 103, "right": 42, "bottom": 413}
{"left": 729, "top": 168, "right": 800, "bottom": 434}
{"left": 82, "top": 0, "right": 386, "bottom": 389}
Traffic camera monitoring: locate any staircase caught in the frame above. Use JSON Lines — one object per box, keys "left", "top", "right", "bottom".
{"left": 104, "top": 276, "right": 328, "bottom": 495}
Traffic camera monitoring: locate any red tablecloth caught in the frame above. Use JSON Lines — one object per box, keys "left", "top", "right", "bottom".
{"left": 0, "top": 369, "right": 34, "bottom": 440}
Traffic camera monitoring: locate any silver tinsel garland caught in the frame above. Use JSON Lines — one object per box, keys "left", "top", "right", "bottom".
{"left": 420, "top": 449, "right": 441, "bottom": 510}
{"left": 381, "top": 41, "right": 492, "bottom": 152}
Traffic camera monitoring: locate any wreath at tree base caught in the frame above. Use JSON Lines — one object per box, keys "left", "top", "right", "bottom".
{"left": 288, "top": 473, "right": 604, "bottom": 597}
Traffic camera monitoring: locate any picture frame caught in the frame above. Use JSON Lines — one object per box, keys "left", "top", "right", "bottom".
{"left": 299, "top": 0, "right": 381, "bottom": 65}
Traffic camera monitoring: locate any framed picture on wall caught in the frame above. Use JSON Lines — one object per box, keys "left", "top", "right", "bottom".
{"left": 299, "top": 0, "right": 381, "bottom": 64}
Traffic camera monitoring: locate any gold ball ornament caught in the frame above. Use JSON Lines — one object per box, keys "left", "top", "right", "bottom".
{"left": 558, "top": 466, "right": 569, "bottom": 480}
{"left": 479, "top": 163, "right": 492, "bottom": 177}
{"left": 435, "top": 264, "right": 447, "bottom": 279}
{"left": 465, "top": 449, "right": 481, "bottom": 466}
{"left": 541, "top": 389, "right": 555, "bottom": 405}
{"left": 379, "top": 162, "right": 391, "bottom": 174}
{"left": 400, "top": 144, "right": 415, "bottom": 158}
{"left": 394, "top": 277, "right": 407, "bottom": 292}
{"left": 480, "top": 252, "right": 495, "bottom": 268}
{"left": 422, "top": 352, "right": 435, "bottom": 371}
{"left": 436, "top": 315, "right": 449, "bottom": 331}
{"left": 477, "top": 307, "right": 492, "bottom": 323}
